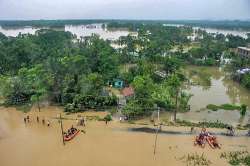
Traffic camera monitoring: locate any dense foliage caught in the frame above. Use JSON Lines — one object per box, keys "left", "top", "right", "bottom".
{"left": 2, "top": 20, "right": 249, "bottom": 119}
{"left": 0, "top": 30, "right": 119, "bottom": 110}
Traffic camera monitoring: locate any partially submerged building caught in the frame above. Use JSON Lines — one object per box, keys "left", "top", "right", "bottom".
{"left": 237, "top": 46, "right": 250, "bottom": 58}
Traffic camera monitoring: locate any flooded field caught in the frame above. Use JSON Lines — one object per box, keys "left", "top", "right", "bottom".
{"left": 0, "top": 24, "right": 135, "bottom": 40}
{"left": 164, "top": 24, "right": 250, "bottom": 38}
{"left": 193, "top": 27, "right": 250, "bottom": 39}
{"left": 65, "top": 24, "right": 135, "bottom": 40}
{"left": 0, "top": 106, "right": 250, "bottom": 166}
{"left": 177, "top": 66, "right": 250, "bottom": 126}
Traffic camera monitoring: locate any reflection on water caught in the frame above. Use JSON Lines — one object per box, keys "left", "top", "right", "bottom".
{"left": 0, "top": 24, "right": 134, "bottom": 40}
{"left": 178, "top": 66, "right": 250, "bottom": 125}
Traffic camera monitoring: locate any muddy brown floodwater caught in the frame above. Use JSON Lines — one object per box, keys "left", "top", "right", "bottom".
{"left": 0, "top": 106, "right": 250, "bottom": 166}
{"left": 177, "top": 66, "right": 250, "bottom": 126}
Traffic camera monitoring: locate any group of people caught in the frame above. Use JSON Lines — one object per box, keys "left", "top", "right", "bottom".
{"left": 24, "top": 115, "right": 50, "bottom": 126}
{"left": 194, "top": 128, "right": 221, "bottom": 149}
{"left": 64, "top": 126, "right": 78, "bottom": 138}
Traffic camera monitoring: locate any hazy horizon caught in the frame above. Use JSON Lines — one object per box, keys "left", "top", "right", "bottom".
{"left": 0, "top": 0, "right": 249, "bottom": 20}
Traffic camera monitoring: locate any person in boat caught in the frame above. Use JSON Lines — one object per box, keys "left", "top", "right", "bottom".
{"left": 67, "top": 126, "right": 77, "bottom": 136}
{"left": 200, "top": 128, "right": 207, "bottom": 136}
{"left": 206, "top": 133, "right": 215, "bottom": 149}
{"left": 68, "top": 129, "right": 72, "bottom": 135}
{"left": 194, "top": 133, "right": 206, "bottom": 148}
{"left": 206, "top": 133, "right": 221, "bottom": 149}
{"left": 194, "top": 128, "right": 208, "bottom": 148}
{"left": 63, "top": 132, "right": 69, "bottom": 138}
{"left": 210, "top": 136, "right": 221, "bottom": 149}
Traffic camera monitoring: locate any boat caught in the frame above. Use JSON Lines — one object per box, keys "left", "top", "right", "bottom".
{"left": 64, "top": 129, "right": 80, "bottom": 141}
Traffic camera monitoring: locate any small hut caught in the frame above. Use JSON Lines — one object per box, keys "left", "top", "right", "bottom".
{"left": 108, "top": 79, "right": 124, "bottom": 89}
{"left": 121, "top": 86, "right": 134, "bottom": 99}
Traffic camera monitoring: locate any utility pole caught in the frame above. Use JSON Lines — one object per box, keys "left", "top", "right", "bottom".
{"left": 60, "top": 114, "right": 65, "bottom": 145}
{"left": 157, "top": 107, "right": 160, "bottom": 123}
{"left": 153, "top": 107, "right": 160, "bottom": 155}
{"left": 174, "top": 88, "right": 179, "bottom": 122}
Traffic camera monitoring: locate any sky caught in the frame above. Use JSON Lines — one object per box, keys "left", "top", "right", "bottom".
{"left": 0, "top": 0, "right": 249, "bottom": 20}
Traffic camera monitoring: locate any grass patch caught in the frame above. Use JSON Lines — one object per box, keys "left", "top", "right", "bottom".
{"left": 206, "top": 104, "right": 219, "bottom": 111}
{"left": 221, "top": 151, "right": 250, "bottom": 166}
{"left": 174, "top": 119, "right": 229, "bottom": 129}
{"left": 220, "top": 104, "right": 241, "bottom": 110}
{"left": 180, "top": 153, "right": 212, "bottom": 166}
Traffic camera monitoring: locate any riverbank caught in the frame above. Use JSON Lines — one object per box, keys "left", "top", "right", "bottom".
{"left": 0, "top": 106, "right": 250, "bottom": 166}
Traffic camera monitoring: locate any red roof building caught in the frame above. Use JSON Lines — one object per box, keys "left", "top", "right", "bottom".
{"left": 121, "top": 87, "right": 134, "bottom": 97}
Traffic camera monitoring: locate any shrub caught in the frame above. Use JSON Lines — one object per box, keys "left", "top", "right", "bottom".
{"left": 206, "top": 103, "right": 242, "bottom": 111}
{"left": 241, "top": 104, "right": 247, "bottom": 116}
{"left": 64, "top": 95, "right": 118, "bottom": 112}
{"left": 103, "top": 114, "right": 112, "bottom": 121}
{"left": 220, "top": 104, "right": 241, "bottom": 110}
{"left": 221, "top": 151, "right": 250, "bottom": 166}
{"left": 181, "top": 153, "right": 212, "bottom": 166}
{"left": 206, "top": 104, "right": 219, "bottom": 111}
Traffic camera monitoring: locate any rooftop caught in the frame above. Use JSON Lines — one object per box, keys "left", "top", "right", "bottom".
{"left": 121, "top": 87, "right": 134, "bottom": 97}
{"left": 238, "top": 47, "right": 250, "bottom": 51}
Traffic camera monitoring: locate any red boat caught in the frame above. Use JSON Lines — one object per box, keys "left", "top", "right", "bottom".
{"left": 64, "top": 129, "right": 80, "bottom": 141}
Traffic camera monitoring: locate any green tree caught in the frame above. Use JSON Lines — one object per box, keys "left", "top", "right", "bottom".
{"left": 167, "top": 74, "right": 181, "bottom": 122}
{"left": 18, "top": 65, "right": 53, "bottom": 111}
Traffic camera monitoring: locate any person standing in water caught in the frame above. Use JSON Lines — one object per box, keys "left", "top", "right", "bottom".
{"left": 42, "top": 118, "right": 45, "bottom": 125}
{"left": 47, "top": 120, "right": 50, "bottom": 127}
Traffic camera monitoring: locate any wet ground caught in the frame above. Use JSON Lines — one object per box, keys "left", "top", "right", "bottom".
{"left": 0, "top": 106, "right": 250, "bottom": 166}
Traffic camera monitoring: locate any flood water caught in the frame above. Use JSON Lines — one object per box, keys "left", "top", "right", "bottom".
{"left": 0, "top": 24, "right": 135, "bottom": 41}
{"left": 193, "top": 27, "right": 250, "bottom": 39}
{"left": 0, "top": 26, "right": 41, "bottom": 37}
{"left": 177, "top": 66, "right": 250, "bottom": 126}
{"left": 1, "top": 23, "right": 248, "bottom": 40}
{"left": 65, "top": 24, "right": 134, "bottom": 40}
{"left": 164, "top": 23, "right": 250, "bottom": 38}
{"left": 0, "top": 106, "right": 250, "bottom": 166}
